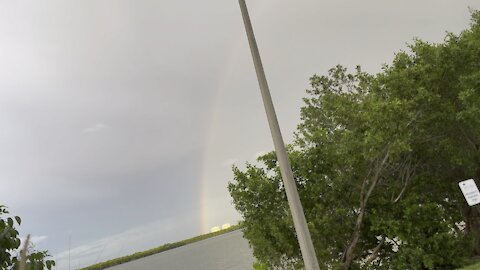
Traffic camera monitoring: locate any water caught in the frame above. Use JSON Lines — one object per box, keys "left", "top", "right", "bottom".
{"left": 108, "top": 230, "right": 255, "bottom": 270}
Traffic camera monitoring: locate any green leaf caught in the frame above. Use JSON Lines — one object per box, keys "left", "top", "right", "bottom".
{"left": 7, "top": 218, "right": 13, "bottom": 227}
{"left": 14, "top": 216, "right": 21, "bottom": 225}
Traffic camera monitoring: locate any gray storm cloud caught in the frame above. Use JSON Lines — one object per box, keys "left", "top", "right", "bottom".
{"left": 0, "top": 0, "right": 479, "bottom": 269}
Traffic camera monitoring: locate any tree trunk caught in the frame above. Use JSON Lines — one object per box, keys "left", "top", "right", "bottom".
{"left": 342, "top": 150, "right": 389, "bottom": 270}
{"left": 468, "top": 206, "right": 480, "bottom": 255}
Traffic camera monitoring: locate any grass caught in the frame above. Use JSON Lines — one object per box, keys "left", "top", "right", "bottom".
{"left": 79, "top": 224, "right": 242, "bottom": 270}
{"left": 459, "top": 258, "right": 480, "bottom": 270}
{"left": 460, "top": 256, "right": 480, "bottom": 270}
{"left": 461, "top": 262, "right": 480, "bottom": 270}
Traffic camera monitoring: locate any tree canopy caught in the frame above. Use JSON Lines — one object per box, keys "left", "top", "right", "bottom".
{"left": 229, "top": 10, "right": 480, "bottom": 270}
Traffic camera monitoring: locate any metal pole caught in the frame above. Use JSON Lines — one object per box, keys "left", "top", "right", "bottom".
{"left": 69, "top": 234, "right": 71, "bottom": 270}
{"left": 238, "top": 1, "right": 320, "bottom": 269}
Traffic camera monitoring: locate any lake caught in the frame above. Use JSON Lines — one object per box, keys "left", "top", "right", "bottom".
{"left": 108, "top": 230, "right": 255, "bottom": 270}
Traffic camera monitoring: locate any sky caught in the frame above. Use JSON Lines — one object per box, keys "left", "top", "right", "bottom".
{"left": 1, "top": 0, "right": 479, "bottom": 269}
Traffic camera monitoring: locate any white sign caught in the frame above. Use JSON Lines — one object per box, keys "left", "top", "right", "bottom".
{"left": 459, "top": 179, "right": 480, "bottom": 206}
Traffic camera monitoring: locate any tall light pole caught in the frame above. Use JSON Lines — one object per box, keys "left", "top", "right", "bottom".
{"left": 238, "top": 1, "right": 321, "bottom": 270}
{"left": 69, "top": 234, "right": 71, "bottom": 270}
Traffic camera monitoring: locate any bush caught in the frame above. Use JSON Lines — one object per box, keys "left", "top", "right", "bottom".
{"left": 0, "top": 205, "right": 55, "bottom": 270}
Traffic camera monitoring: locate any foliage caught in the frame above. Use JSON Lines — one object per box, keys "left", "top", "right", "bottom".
{"left": 0, "top": 205, "right": 55, "bottom": 270}
{"left": 460, "top": 259, "right": 480, "bottom": 270}
{"left": 228, "top": 10, "right": 480, "bottom": 270}
{"left": 0, "top": 205, "right": 21, "bottom": 269}
{"left": 18, "top": 250, "right": 56, "bottom": 270}
{"left": 80, "top": 224, "right": 242, "bottom": 270}
{"left": 253, "top": 261, "right": 268, "bottom": 270}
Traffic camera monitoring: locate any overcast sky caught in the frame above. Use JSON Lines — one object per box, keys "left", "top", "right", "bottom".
{"left": 1, "top": 1, "right": 479, "bottom": 269}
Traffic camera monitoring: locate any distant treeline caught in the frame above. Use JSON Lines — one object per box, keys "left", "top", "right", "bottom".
{"left": 79, "top": 224, "right": 242, "bottom": 270}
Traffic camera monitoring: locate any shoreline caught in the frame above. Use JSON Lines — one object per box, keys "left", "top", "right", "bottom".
{"left": 79, "top": 224, "right": 242, "bottom": 270}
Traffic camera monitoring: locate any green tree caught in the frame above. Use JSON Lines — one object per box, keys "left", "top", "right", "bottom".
{"left": 0, "top": 205, "right": 55, "bottom": 270}
{"left": 229, "top": 10, "right": 480, "bottom": 270}
{"left": 0, "top": 205, "right": 21, "bottom": 269}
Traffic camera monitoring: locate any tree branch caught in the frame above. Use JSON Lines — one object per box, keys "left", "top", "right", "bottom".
{"left": 342, "top": 149, "right": 390, "bottom": 270}
{"left": 459, "top": 126, "right": 479, "bottom": 151}
{"left": 365, "top": 236, "right": 385, "bottom": 265}
{"left": 392, "top": 159, "right": 419, "bottom": 203}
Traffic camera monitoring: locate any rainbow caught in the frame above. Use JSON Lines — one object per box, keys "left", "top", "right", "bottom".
{"left": 199, "top": 0, "right": 271, "bottom": 233}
